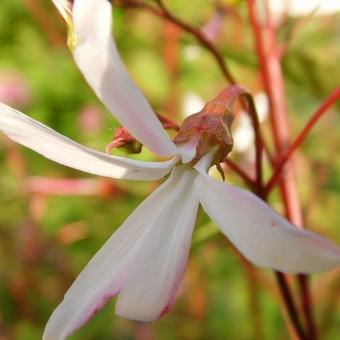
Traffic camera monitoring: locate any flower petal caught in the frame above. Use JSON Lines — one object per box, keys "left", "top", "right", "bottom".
{"left": 71, "top": 0, "right": 177, "bottom": 157}
{"left": 43, "top": 167, "right": 198, "bottom": 339}
{"left": 0, "top": 102, "right": 178, "bottom": 181}
{"left": 175, "top": 136, "right": 199, "bottom": 164}
{"left": 116, "top": 168, "right": 198, "bottom": 321}
{"left": 195, "top": 172, "right": 340, "bottom": 273}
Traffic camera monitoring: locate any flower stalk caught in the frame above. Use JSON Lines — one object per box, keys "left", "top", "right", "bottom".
{"left": 264, "top": 88, "right": 340, "bottom": 197}
{"left": 247, "top": 0, "right": 326, "bottom": 338}
{"left": 117, "top": 0, "right": 236, "bottom": 84}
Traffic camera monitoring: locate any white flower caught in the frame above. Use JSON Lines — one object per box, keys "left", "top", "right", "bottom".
{"left": 0, "top": 1, "right": 340, "bottom": 339}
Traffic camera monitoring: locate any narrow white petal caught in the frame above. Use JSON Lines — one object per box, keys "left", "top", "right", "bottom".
{"left": 116, "top": 168, "right": 198, "bottom": 321}
{"left": 175, "top": 136, "right": 199, "bottom": 164}
{"left": 43, "top": 167, "right": 198, "bottom": 339}
{"left": 194, "top": 149, "right": 215, "bottom": 172}
{"left": 72, "top": 0, "right": 177, "bottom": 157}
{"left": 0, "top": 103, "right": 178, "bottom": 181}
{"left": 195, "top": 172, "right": 340, "bottom": 273}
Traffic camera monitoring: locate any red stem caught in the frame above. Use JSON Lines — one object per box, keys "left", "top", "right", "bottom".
{"left": 240, "top": 92, "right": 264, "bottom": 192}
{"left": 118, "top": 0, "right": 236, "bottom": 84}
{"left": 299, "top": 274, "right": 317, "bottom": 340}
{"left": 276, "top": 273, "right": 306, "bottom": 340}
{"left": 264, "top": 88, "right": 340, "bottom": 196}
{"left": 247, "top": 1, "right": 310, "bottom": 339}
{"left": 154, "top": 0, "right": 236, "bottom": 84}
{"left": 223, "top": 158, "right": 255, "bottom": 189}
{"left": 163, "top": 21, "right": 181, "bottom": 120}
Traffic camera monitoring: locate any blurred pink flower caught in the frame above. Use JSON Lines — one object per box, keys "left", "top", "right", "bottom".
{"left": 78, "top": 104, "right": 103, "bottom": 134}
{"left": 202, "top": 8, "right": 225, "bottom": 43}
{"left": 0, "top": 71, "right": 31, "bottom": 107}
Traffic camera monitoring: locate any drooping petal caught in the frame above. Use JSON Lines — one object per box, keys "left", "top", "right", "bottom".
{"left": 115, "top": 169, "right": 198, "bottom": 321}
{"left": 43, "top": 167, "right": 198, "bottom": 339}
{"left": 195, "top": 171, "right": 340, "bottom": 273}
{"left": 71, "top": 0, "right": 177, "bottom": 157}
{"left": 0, "top": 102, "right": 178, "bottom": 181}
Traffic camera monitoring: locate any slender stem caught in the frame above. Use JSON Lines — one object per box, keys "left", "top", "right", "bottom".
{"left": 24, "top": 0, "right": 64, "bottom": 46}
{"left": 156, "top": 112, "right": 180, "bottom": 131}
{"left": 276, "top": 273, "right": 307, "bottom": 340}
{"left": 264, "top": 88, "right": 340, "bottom": 196}
{"left": 247, "top": 1, "right": 309, "bottom": 338}
{"left": 239, "top": 92, "right": 263, "bottom": 192}
{"left": 299, "top": 274, "right": 317, "bottom": 340}
{"left": 223, "top": 158, "right": 255, "bottom": 189}
{"left": 163, "top": 21, "right": 181, "bottom": 120}
{"left": 118, "top": 0, "right": 236, "bottom": 84}
{"left": 154, "top": 0, "right": 236, "bottom": 84}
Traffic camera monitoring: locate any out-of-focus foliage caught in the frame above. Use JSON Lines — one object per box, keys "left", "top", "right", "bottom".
{"left": 0, "top": 0, "right": 339, "bottom": 339}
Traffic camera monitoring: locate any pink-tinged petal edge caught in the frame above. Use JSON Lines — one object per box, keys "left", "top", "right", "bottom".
{"left": 115, "top": 168, "right": 199, "bottom": 321}
{"left": 195, "top": 170, "right": 340, "bottom": 273}
{"left": 71, "top": 0, "right": 178, "bottom": 157}
{"left": 43, "top": 166, "right": 198, "bottom": 339}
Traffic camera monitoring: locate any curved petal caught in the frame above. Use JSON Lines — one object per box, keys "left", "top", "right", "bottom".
{"left": 195, "top": 172, "right": 340, "bottom": 273}
{"left": 0, "top": 102, "right": 178, "bottom": 181}
{"left": 43, "top": 167, "right": 198, "bottom": 339}
{"left": 71, "top": 0, "right": 177, "bottom": 157}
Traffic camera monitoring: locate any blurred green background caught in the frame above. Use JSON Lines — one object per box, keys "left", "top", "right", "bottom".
{"left": 0, "top": 0, "right": 339, "bottom": 339}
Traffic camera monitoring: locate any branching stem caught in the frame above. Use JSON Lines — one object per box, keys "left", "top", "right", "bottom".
{"left": 247, "top": 1, "right": 310, "bottom": 338}
{"left": 118, "top": 0, "right": 235, "bottom": 84}
{"left": 264, "top": 88, "right": 340, "bottom": 196}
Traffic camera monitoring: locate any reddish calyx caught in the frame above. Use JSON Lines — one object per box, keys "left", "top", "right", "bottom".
{"left": 106, "top": 127, "right": 142, "bottom": 154}
{"left": 106, "top": 88, "right": 241, "bottom": 178}
{"left": 174, "top": 91, "right": 234, "bottom": 177}
{"left": 106, "top": 114, "right": 179, "bottom": 155}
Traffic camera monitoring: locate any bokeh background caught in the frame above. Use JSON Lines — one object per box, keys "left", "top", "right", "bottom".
{"left": 0, "top": 0, "right": 339, "bottom": 339}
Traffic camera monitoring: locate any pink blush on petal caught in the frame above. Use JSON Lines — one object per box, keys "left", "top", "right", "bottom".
{"left": 83, "top": 277, "right": 125, "bottom": 325}
{"left": 158, "top": 244, "right": 191, "bottom": 320}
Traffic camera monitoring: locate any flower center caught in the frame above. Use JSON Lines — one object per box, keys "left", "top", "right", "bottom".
{"left": 173, "top": 91, "right": 234, "bottom": 176}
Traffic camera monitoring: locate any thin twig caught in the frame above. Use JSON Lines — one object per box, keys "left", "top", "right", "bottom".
{"left": 276, "top": 273, "right": 307, "bottom": 340}
{"left": 117, "top": 0, "right": 236, "bottom": 84}
{"left": 238, "top": 91, "right": 264, "bottom": 192}
{"left": 247, "top": 1, "right": 308, "bottom": 338}
{"left": 299, "top": 274, "right": 317, "bottom": 340}
{"left": 223, "top": 158, "right": 255, "bottom": 189}
{"left": 264, "top": 88, "right": 340, "bottom": 196}
{"left": 154, "top": 0, "right": 236, "bottom": 84}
